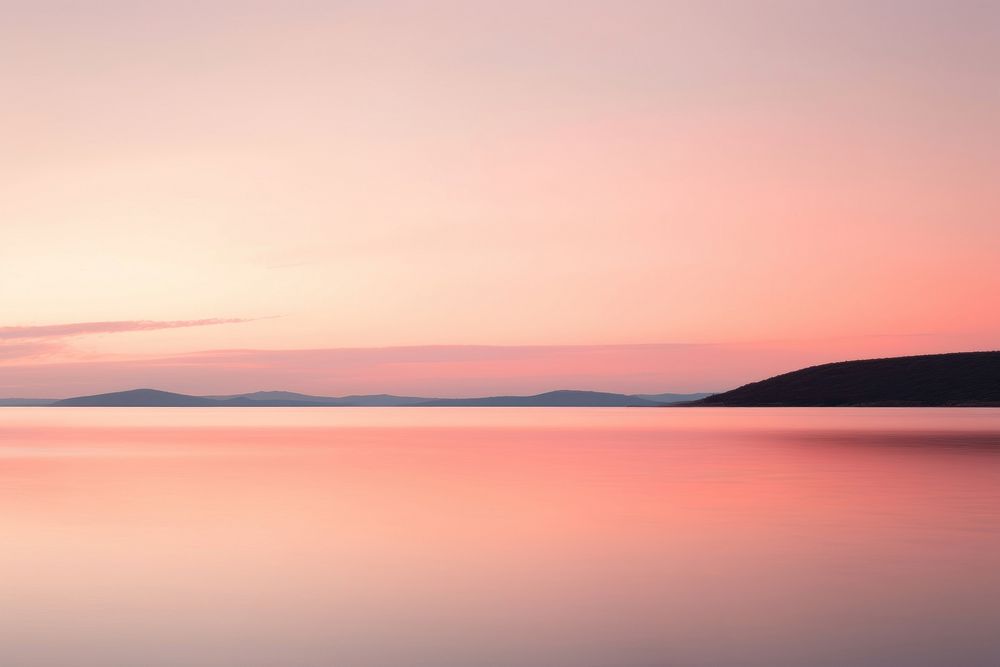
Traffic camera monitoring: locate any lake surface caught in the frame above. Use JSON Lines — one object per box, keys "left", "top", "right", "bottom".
{"left": 1, "top": 407, "right": 999, "bottom": 667}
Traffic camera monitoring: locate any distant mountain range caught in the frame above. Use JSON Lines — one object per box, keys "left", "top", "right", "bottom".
{"left": 43, "top": 388, "right": 713, "bottom": 407}
{"left": 203, "top": 391, "right": 431, "bottom": 406}
{"left": 417, "top": 390, "right": 673, "bottom": 407}
{"left": 12, "top": 351, "right": 999, "bottom": 407}
{"left": 53, "top": 389, "right": 219, "bottom": 407}
{"left": 0, "top": 398, "right": 55, "bottom": 406}
{"left": 687, "top": 351, "right": 1000, "bottom": 407}
{"left": 51, "top": 389, "right": 437, "bottom": 407}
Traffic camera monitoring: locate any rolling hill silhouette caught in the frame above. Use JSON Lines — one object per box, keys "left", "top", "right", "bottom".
{"left": 48, "top": 388, "right": 682, "bottom": 407}
{"left": 416, "top": 390, "right": 662, "bottom": 407}
{"left": 0, "top": 398, "right": 57, "bottom": 406}
{"left": 45, "top": 350, "right": 1000, "bottom": 409}
{"left": 633, "top": 392, "right": 714, "bottom": 403}
{"left": 205, "top": 391, "right": 434, "bottom": 406}
{"left": 689, "top": 351, "right": 1000, "bottom": 407}
{"left": 54, "top": 389, "right": 219, "bottom": 407}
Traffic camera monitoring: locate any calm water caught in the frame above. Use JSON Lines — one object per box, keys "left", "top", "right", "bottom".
{"left": 1, "top": 408, "right": 999, "bottom": 667}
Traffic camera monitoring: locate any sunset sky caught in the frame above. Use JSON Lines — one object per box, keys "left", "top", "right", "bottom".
{"left": 2, "top": 1, "right": 998, "bottom": 397}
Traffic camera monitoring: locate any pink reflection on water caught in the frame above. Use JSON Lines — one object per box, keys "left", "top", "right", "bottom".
{"left": 1, "top": 408, "right": 999, "bottom": 666}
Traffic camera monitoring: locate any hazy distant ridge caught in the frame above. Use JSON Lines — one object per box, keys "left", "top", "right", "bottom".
{"left": 49, "top": 388, "right": 704, "bottom": 407}
{"left": 55, "top": 389, "right": 219, "bottom": 407}
{"left": 416, "top": 390, "right": 665, "bottom": 407}
{"left": 32, "top": 352, "right": 1000, "bottom": 407}
{"left": 0, "top": 398, "right": 57, "bottom": 406}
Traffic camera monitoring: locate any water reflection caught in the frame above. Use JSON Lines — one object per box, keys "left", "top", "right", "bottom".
{"left": 1, "top": 408, "right": 998, "bottom": 666}
{"left": 794, "top": 429, "right": 1000, "bottom": 450}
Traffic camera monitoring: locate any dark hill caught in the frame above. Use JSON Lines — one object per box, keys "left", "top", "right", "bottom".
{"left": 633, "top": 392, "right": 715, "bottom": 404}
{"left": 690, "top": 351, "right": 1000, "bottom": 407}
{"left": 417, "top": 390, "right": 662, "bottom": 407}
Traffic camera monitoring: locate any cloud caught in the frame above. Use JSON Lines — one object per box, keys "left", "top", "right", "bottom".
{"left": 0, "top": 318, "right": 256, "bottom": 341}
{"left": 0, "top": 341, "right": 65, "bottom": 361}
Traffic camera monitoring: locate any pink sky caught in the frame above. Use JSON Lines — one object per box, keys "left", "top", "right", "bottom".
{"left": 1, "top": 1, "right": 998, "bottom": 397}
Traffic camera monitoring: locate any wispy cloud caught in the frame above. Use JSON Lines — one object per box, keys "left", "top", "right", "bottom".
{"left": 0, "top": 341, "right": 65, "bottom": 361}
{"left": 0, "top": 318, "right": 256, "bottom": 341}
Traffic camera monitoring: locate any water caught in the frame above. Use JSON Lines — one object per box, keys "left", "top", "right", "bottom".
{"left": 1, "top": 407, "right": 998, "bottom": 667}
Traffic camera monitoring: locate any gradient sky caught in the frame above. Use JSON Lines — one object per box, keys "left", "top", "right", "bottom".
{"left": 2, "top": 1, "right": 998, "bottom": 397}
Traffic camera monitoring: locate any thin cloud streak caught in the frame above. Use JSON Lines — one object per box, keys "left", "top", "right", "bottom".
{"left": 0, "top": 341, "right": 65, "bottom": 361}
{"left": 0, "top": 318, "right": 257, "bottom": 341}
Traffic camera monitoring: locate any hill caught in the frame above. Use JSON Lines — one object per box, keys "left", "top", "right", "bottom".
{"left": 338, "top": 394, "right": 432, "bottom": 406}
{"left": 53, "top": 389, "right": 220, "bottom": 407}
{"left": 206, "top": 391, "right": 351, "bottom": 405}
{"left": 0, "top": 398, "right": 56, "bottom": 406}
{"left": 689, "top": 351, "right": 1000, "bottom": 407}
{"left": 48, "top": 388, "right": 668, "bottom": 407}
{"left": 633, "top": 392, "right": 715, "bottom": 404}
{"left": 207, "top": 391, "right": 436, "bottom": 406}
{"left": 52, "top": 389, "right": 344, "bottom": 407}
{"left": 417, "top": 390, "right": 662, "bottom": 407}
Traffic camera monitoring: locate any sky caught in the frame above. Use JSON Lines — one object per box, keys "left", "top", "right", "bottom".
{"left": 1, "top": 0, "right": 998, "bottom": 397}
